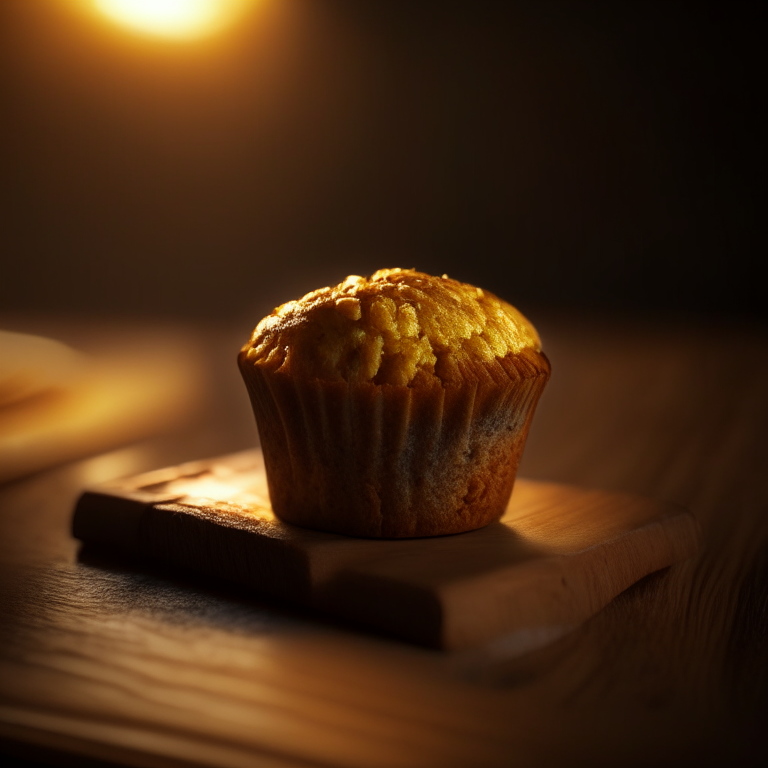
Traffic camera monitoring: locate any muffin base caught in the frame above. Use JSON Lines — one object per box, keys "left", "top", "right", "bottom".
{"left": 239, "top": 349, "right": 550, "bottom": 538}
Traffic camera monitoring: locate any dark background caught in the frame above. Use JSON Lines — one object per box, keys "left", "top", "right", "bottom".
{"left": 1, "top": 1, "right": 762, "bottom": 326}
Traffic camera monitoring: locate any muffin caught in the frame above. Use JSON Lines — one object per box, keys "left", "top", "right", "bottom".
{"left": 238, "top": 268, "right": 550, "bottom": 538}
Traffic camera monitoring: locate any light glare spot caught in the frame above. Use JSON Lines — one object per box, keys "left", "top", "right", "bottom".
{"left": 94, "top": 0, "right": 251, "bottom": 40}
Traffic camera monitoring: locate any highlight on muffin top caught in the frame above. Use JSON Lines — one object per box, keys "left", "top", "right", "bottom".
{"left": 240, "top": 268, "right": 542, "bottom": 386}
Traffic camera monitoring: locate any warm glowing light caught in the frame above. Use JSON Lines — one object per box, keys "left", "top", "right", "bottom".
{"left": 94, "top": 0, "right": 253, "bottom": 40}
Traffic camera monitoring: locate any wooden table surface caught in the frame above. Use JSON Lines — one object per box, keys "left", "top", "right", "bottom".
{"left": 1, "top": 313, "right": 766, "bottom": 767}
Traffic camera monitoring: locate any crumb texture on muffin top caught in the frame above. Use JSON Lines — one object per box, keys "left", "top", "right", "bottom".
{"left": 241, "top": 268, "right": 542, "bottom": 386}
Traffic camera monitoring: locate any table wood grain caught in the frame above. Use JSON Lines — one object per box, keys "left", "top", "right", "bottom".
{"left": 1, "top": 314, "right": 767, "bottom": 767}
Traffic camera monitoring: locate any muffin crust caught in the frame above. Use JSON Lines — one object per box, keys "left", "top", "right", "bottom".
{"left": 242, "top": 269, "right": 542, "bottom": 387}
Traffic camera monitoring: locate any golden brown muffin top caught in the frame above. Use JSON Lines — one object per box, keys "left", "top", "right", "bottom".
{"left": 240, "top": 268, "right": 542, "bottom": 386}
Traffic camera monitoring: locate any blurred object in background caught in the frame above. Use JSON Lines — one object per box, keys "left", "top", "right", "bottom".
{"left": 0, "top": 327, "right": 207, "bottom": 484}
{"left": 1, "top": 0, "right": 762, "bottom": 322}
{"left": 0, "top": 330, "right": 86, "bottom": 409}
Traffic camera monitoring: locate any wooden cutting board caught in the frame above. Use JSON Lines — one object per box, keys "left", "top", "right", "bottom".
{"left": 72, "top": 449, "right": 700, "bottom": 652}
